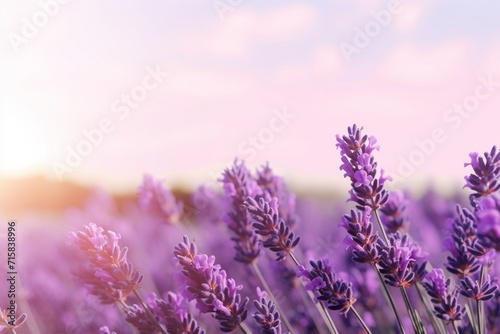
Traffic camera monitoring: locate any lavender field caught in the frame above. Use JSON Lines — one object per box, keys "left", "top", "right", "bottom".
{"left": 1, "top": 124, "right": 498, "bottom": 334}
{"left": 2, "top": 1, "right": 500, "bottom": 333}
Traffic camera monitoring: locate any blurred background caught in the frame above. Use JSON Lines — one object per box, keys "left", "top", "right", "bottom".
{"left": 1, "top": 0, "right": 500, "bottom": 212}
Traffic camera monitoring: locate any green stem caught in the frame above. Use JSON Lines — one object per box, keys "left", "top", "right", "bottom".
{"left": 372, "top": 206, "right": 389, "bottom": 243}
{"left": 467, "top": 298, "right": 478, "bottom": 333}
{"left": 373, "top": 265, "right": 406, "bottom": 334}
{"left": 239, "top": 322, "right": 251, "bottom": 334}
{"left": 452, "top": 321, "right": 460, "bottom": 334}
{"left": 478, "top": 265, "right": 487, "bottom": 334}
{"left": 400, "top": 287, "right": 419, "bottom": 333}
{"left": 296, "top": 283, "right": 330, "bottom": 334}
{"left": 289, "top": 252, "right": 339, "bottom": 334}
{"left": 351, "top": 306, "right": 372, "bottom": 334}
{"left": 415, "top": 283, "right": 446, "bottom": 334}
{"left": 477, "top": 299, "right": 483, "bottom": 334}
{"left": 251, "top": 262, "right": 295, "bottom": 334}
{"left": 133, "top": 290, "right": 167, "bottom": 334}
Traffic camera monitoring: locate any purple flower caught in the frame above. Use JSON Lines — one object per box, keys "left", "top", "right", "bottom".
{"left": 336, "top": 124, "right": 392, "bottom": 210}
{"left": 458, "top": 275, "right": 498, "bottom": 301}
{"left": 380, "top": 191, "right": 410, "bottom": 233}
{"left": 0, "top": 307, "right": 27, "bottom": 333}
{"left": 464, "top": 146, "right": 500, "bottom": 202}
{"left": 423, "top": 269, "right": 464, "bottom": 323}
{"left": 444, "top": 206, "right": 481, "bottom": 278}
{"left": 340, "top": 208, "right": 380, "bottom": 264}
{"left": 377, "top": 232, "right": 427, "bottom": 288}
{"left": 125, "top": 304, "right": 159, "bottom": 333}
{"left": 475, "top": 193, "right": 500, "bottom": 250}
{"left": 149, "top": 292, "right": 206, "bottom": 334}
{"left": 244, "top": 196, "right": 300, "bottom": 261}
{"left": 253, "top": 288, "right": 283, "bottom": 334}
{"left": 68, "top": 223, "right": 143, "bottom": 299}
{"left": 99, "top": 326, "right": 117, "bottom": 334}
{"left": 138, "top": 174, "right": 183, "bottom": 225}
{"left": 219, "top": 160, "right": 263, "bottom": 264}
{"left": 298, "top": 259, "right": 357, "bottom": 315}
{"left": 423, "top": 269, "right": 449, "bottom": 303}
{"left": 256, "top": 162, "right": 299, "bottom": 229}
{"left": 174, "top": 236, "right": 248, "bottom": 332}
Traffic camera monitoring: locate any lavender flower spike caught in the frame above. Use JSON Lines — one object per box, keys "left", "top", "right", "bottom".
{"left": 458, "top": 275, "right": 498, "bottom": 301}
{"left": 174, "top": 236, "right": 248, "bottom": 332}
{"left": 298, "top": 259, "right": 357, "bottom": 315}
{"left": 0, "top": 306, "right": 27, "bottom": 333}
{"left": 336, "top": 124, "right": 392, "bottom": 210}
{"left": 464, "top": 146, "right": 500, "bottom": 201}
{"left": 219, "top": 159, "right": 262, "bottom": 264}
{"left": 244, "top": 196, "right": 300, "bottom": 261}
{"left": 423, "top": 269, "right": 465, "bottom": 323}
{"left": 376, "top": 232, "right": 427, "bottom": 288}
{"left": 253, "top": 288, "right": 283, "bottom": 334}
{"left": 68, "top": 223, "right": 143, "bottom": 299}
{"left": 340, "top": 207, "right": 380, "bottom": 265}
{"left": 150, "top": 292, "right": 206, "bottom": 334}
{"left": 138, "top": 174, "right": 183, "bottom": 224}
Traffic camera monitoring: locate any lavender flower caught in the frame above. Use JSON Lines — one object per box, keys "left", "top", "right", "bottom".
{"left": 150, "top": 292, "right": 205, "bottom": 334}
{"left": 458, "top": 275, "right": 498, "bottom": 301}
{"left": 380, "top": 191, "right": 410, "bottom": 233}
{"left": 219, "top": 160, "right": 263, "bottom": 264}
{"left": 174, "top": 236, "right": 248, "bottom": 332}
{"left": 125, "top": 303, "right": 160, "bottom": 333}
{"left": 475, "top": 193, "right": 500, "bottom": 250}
{"left": 244, "top": 196, "right": 300, "bottom": 261}
{"left": 138, "top": 174, "right": 183, "bottom": 224}
{"left": 486, "top": 291, "right": 500, "bottom": 334}
{"left": 464, "top": 146, "right": 500, "bottom": 203}
{"left": 68, "top": 223, "right": 143, "bottom": 299}
{"left": 256, "top": 163, "right": 298, "bottom": 229}
{"left": 336, "top": 124, "right": 392, "bottom": 210}
{"left": 253, "top": 288, "right": 283, "bottom": 334}
{"left": 377, "top": 232, "right": 427, "bottom": 288}
{"left": 423, "top": 269, "right": 465, "bottom": 323}
{"left": 340, "top": 207, "right": 380, "bottom": 265}
{"left": 99, "top": 326, "right": 117, "bottom": 334}
{"left": 298, "top": 259, "right": 357, "bottom": 315}
{"left": 444, "top": 205, "right": 481, "bottom": 278}
{"left": 0, "top": 307, "right": 27, "bottom": 333}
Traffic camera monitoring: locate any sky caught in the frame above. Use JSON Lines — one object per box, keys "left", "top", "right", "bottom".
{"left": 1, "top": 0, "right": 499, "bottom": 193}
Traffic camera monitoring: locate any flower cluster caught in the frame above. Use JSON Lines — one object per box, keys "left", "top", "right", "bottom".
{"left": 0, "top": 307, "right": 27, "bottom": 334}
{"left": 219, "top": 160, "right": 263, "bottom": 264}
{"left": 458, "top": 275, "right": 498, "bottom": 301}
{"left": 149, "top": 292, "right": 206, "bottom": 334}
{"left": 252, "top": 288, "right": 283, "bottom": 334}
{"left": 298, "top": 259, "right": 357, "bottom": 315}
{"left": 138, "top": 174, "right": 183, "bottom": 225}
{"left": 340, "top": 207, "right": 380, "bottom": 265}
{"left": 68, "top": 223, "right": 143, "bottom": 301}
{"left": 464, "top": 146, "right": 500, "bottom": 204}
{"left": 377, "top": 232, "right": 427, "bottom": 288}
{"left": 444, "top": 205, "right": 482, "bottom": 278}
{"left": 423, "top": 269, "right": 465, "bottom": 323}
{"left": 379, "top": 191, "right": 410, "bottom": 233}
{"left": 174, "top": 235, "right": 249, "bottom": 332}
{"left": 336, "top": 124, "right": 391, "bottom": 210}
{"left": 255, "top": 163, "right": 298, "bottom": 230}
{"left": 475, "top": 193, "right": 500, "bottom": 251}
{"left": 244, "top": 196, "right": 300, "bottom": 261}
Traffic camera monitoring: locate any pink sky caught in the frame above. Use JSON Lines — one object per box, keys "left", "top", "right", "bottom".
{"left": 1, "top": 0, "right": 499, "bottom": 193}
